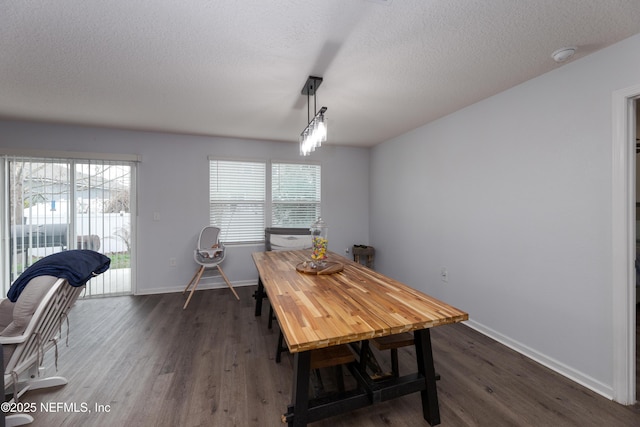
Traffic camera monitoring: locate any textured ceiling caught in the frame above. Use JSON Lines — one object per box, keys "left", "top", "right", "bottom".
{"left": 2, "top": 0, "right": 640, "bottom": 147}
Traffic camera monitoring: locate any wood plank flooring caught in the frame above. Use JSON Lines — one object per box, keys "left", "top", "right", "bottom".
{"left": 15, "top": 286, "right": 640, "bottom": 426}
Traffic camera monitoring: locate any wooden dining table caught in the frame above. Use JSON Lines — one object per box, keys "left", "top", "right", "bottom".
{"left": 252, "top": 249, "right": 468, "bottom": 426}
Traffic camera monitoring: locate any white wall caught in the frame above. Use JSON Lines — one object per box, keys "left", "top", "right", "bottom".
{"left": 371, "top": 33, "right": 640, "bottom": 399}
{"left": 0, "top": 122, "right": 370, "bottom": 294}
{"left": 3, "top": 32, "right": 638, "bottom": 403}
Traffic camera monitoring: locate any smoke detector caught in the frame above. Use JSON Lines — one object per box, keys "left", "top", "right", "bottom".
{"left": 552, "top": 47, "right": 576, "bottom": 63}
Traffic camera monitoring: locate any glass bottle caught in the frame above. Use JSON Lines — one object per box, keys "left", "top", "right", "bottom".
{"left": 310, "top": 217, "right": 328, "bottom": 268}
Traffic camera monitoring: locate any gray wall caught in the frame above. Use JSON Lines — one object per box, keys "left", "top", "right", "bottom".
{"left": 0, "top": 122, "right": 370, "bottom": 294}
{"left": 370, "top": 33, "right": 640, "bottom": 399}
{"left": 3, "top": 32, "right": 639, "bottom": 403}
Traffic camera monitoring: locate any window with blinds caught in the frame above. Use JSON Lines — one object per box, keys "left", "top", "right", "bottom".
{"left": 1, "top": 155, "right": 135, "bottom": 297}
{"left": 208, "top": 159, "right": 321, "bottom": 243}
{"left": 209, "top": 160, "right": 266, "bottom": 243}
{"left": 272, "top": 162, "right": 321, "bottom": 228}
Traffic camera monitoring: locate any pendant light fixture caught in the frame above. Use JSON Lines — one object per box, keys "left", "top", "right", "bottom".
{"left": 299, "top": 76, "right": 327, "bottom": 156}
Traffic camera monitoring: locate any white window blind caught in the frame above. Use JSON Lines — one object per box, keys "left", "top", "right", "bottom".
{"left": 272, "top": 163, "right": 321, "bottom": 228}
{"left": 2, "top": 155, "right": 134, "bottom": 297}
{"left": 209, "top": 160, "right": 266, "bottom": 243}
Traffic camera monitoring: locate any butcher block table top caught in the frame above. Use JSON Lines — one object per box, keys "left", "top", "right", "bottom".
{"left": 252, "top": 249, "right": 468, "bottom": 354}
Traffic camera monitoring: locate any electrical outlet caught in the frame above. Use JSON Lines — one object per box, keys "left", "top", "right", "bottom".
{"left": 169, "top": 258, "right": 177, "bottom": 267}
{"left": 440, "top": 267, "right": 448, "bottom": 283}
{"left": 345, "top": 247, "right": 350, "bottom": 254}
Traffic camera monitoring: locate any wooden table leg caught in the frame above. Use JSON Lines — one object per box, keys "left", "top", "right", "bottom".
{"left": 414, "top": 329, "right": 440, "bottom": 426}
{"left": 288, "top": 351, "right": 311, "bottom": 427}
{"left": 253, "top": 278, "right": 265, "bottom": 316}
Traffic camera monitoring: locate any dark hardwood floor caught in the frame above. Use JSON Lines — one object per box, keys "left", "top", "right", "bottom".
{"left": 15, "top": 286, "right": 640, "bottom": 426}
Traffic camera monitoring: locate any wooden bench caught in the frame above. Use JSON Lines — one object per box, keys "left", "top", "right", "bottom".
{"left": 370, "top": 333, "right": 440, "bottom": 381}
{"left": 371, "top": 332, "right": 415, "bottom": 377}
{"left": 311, "top": 345, "right": 356, "bottom": 397}
{"left": 280, "top": 344, "right": 357, "bottom": 424}
{"left": 311, "top": 345, "right": 356, "bottom": 370}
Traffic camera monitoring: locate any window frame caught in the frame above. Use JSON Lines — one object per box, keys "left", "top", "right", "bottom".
{"left": 271, "top": 160, "right": 321, "bottom": 229}
{"left": 208, "top": 157, "right": 267, "bottom": 244}
{"left": 0, "top": 153, "right": 137, "bottom": 297}
{"left": 208, "top": 157, "right": 321, "bottom": 244}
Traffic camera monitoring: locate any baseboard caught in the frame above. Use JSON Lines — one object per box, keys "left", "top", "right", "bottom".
{"left": 464, "top": 319, "right": 614, "bottom": 400}
{"left": 136, "top": 279, "right": 258, "bottom": 296}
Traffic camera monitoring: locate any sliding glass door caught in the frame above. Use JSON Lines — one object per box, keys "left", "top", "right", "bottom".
{"left": 2, "top": 156, "right": 135, "bottom": 297}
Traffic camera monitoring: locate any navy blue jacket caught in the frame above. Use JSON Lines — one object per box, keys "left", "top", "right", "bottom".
{"left": 7, "top": 250, "right": 111, "bottom": 302}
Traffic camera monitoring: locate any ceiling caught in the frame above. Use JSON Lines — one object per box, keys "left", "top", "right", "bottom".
{"left": 2, "top": 1, "right": 640, "bottom": 148}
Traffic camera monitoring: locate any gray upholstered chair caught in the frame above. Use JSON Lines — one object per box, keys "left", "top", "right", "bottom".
{"left": 257, "top": 228, "right": 315, "bottom": 362}
{"left": 258, "top": 228, "right": 356, "bottom": 394}
{"left": 253, "top": 227, "right": 312, "bottom": 319}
